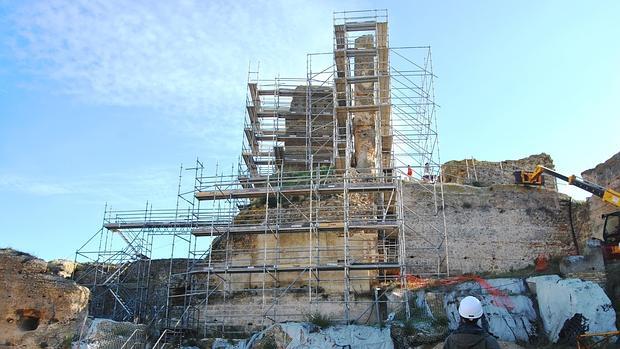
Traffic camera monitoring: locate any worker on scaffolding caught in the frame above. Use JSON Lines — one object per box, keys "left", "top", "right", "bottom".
{"left": 443, "top": 296, "right": 500, "bottom": 349}
{"left": 406, "top": 165, "right": 413, "bottom": 181}
{"left": 423, "top": 162, "right": 435, "bottom": 183}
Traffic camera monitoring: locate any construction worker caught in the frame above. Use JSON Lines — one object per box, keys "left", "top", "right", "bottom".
{"left": 423, "top": 162, "right": 434, "bottom": 183}
{"left": 407, "top": 165, "right": 413, "bottom": 181}
{"left": 443, "top": 296, "right": 500, "bottom": 349}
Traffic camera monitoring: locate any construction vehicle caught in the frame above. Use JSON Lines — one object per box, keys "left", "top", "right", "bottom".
{"left": 517, "top": 166, "right": 620, "bottom": 343}
{"left": 602, "top": 211, "right": 620, "bottom": 260}
{"left": 514, "top": 165, "right": 620, "bottom": 259}
{"left": 514, "top": 165, "right": 620, "bottom": 207}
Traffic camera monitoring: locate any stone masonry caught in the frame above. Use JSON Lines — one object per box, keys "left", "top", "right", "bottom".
{"left": 442, "top": 153, "right": 555, "bottom": 187}
{"left": 403, "top": 181, "right": 575, "bottom": 275}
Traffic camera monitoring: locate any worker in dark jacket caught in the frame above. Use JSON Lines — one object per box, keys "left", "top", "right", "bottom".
{"left": 443, "top": 296, "right": 500, "bottom": 349}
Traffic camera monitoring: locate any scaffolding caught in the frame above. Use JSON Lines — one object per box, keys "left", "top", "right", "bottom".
{"left": 171, "top": 169, "right": 403, "bottom": 336}
{"left": 241, "top": 75, "right": 334, "bottom": 178}
{"left": 331, "top": 9, "right": 447, "bottom": 276}
{"left": 74, "top": 8, "right": 448, "bottom": 343}
{"left": 73, "top": 203, "right": 155, "bottom": 323}
{"left": 172, "top": 9, "right": 448, "bottom": 338}
{"left": 73, "top": 166, "right": 199, "bottom": 330}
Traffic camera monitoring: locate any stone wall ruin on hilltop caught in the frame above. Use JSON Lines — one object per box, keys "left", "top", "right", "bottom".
{"left": 442, "top": 153, "right": 555, "bottom": 187}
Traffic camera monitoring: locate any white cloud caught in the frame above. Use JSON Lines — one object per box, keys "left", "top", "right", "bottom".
{"left": 5, "top": 0, "right": 339, "bottom": 138}
{"left": 0, "top": 174, "right": 73, "bottom": 195}
{"left": 0, "top": 168, "right": 179, "bottom": 206}
{"left": 0, "top": 0, "right": 363, "bottom": 204}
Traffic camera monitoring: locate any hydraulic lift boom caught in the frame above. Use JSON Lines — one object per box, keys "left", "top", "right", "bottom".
{"left": 515, "top": 165, "right": 620, "bottom": 207}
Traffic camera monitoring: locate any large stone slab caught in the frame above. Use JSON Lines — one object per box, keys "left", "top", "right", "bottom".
{"left": 444, "top": 278, "right": 538, "bottom": 343}
{"left": 527, "top": 275, "right": 617, "bottom": 343}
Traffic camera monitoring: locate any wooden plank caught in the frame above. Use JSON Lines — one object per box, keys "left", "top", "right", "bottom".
{"left": 344, "top": 21, "right": 377, "bottom": 32}
{"left": 336, "top": 104, "right": 388, "bottom": 112}
{"left": 346, "top": 48, "right": 377, "bottom": 57}
{"left": 346, "top": 75, "right": 379, "bottom": 84}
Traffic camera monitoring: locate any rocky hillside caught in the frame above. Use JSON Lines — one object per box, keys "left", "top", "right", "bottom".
{"left": 0, "top": 249, "right": 89, "bottom": 348}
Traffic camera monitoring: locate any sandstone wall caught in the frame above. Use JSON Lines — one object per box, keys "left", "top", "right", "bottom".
{"left": 0, "top": 249, "right": 89, "bottom": 348}
{"left": 185, "top": 289, "right": 405, "bottom": 337}
{"left": 402, "top": 183, "right": 575, "bottom": 275}
{"left": 208, "top": 230, "right": 379, "bottom": 294}
{"left": 442, "top": 153, "right": 555, "bottom": 187}
{"left": 207, "top": 192, "right": 383, "bottom": 294}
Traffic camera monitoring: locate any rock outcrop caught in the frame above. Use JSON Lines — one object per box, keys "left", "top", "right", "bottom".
{"left": 0, "top": 248, "right": 89, "bottom": 348}
{"left": 47, "top": 259, "right": 78, "bottom": 279}
{"left": 581, "top": 151, "right": 620, "bottom": 240}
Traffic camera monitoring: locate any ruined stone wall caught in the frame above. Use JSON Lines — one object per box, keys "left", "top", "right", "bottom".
{"left": 442, "top": 153, "right": 555, "bottom": 187}
{"left": 73, "top": 258, "right": 188, "bottom": 321}
{"left": 403, "top": 183, "right": 575, "bottom": 275}
{"left": 581, "top": 151, "right": 620, "bottom": 239}
{"left": 198, "top": 290, "right": 400, "bottom": 335}
{"left": 208, "top": 192, "right": 381, "bottom": 294}
{"left": 353, "top": 35, "right": 377, "bottom": 174}
{"left": 145, "top": 259, "right": 190, "bottom": 310}
{"left": 1, "top": 249, "right": 89, "bottom": 348}
{"left": 285, "top": 85, "right": 333, "bottom": 170}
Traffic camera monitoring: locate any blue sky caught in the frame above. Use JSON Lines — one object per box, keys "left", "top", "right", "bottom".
{"left": 0, "top": 0, "right": 619, "bottom": 260}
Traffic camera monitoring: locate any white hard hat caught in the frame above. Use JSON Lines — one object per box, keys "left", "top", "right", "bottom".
{"left": 458, "top": 296, "right": 483, "bottom": 319}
